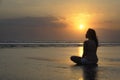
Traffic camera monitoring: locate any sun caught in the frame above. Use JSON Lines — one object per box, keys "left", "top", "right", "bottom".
{"left": 79, "top": 24, "right": 84, "bottom": 30}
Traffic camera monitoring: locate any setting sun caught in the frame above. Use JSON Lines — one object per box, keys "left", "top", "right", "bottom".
{"left": 64, "top": 13, "right": 91, "bottom": 32}
{"left": 79, "top": 24, "right": 84, "bottom": 30}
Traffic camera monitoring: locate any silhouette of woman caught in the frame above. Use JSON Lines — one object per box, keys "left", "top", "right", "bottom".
{"left": 71, "top": 28, "right": 99, "bottom": 65}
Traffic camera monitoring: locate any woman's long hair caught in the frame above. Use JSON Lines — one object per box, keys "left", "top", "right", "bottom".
{"left": 86, "top": 28, "right": 99, "bottom": 47}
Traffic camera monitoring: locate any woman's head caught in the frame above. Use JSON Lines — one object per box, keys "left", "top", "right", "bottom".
{"left": 86, "top": 28, "right": 98, "bottom": 47}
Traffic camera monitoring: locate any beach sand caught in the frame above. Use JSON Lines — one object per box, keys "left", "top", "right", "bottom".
{"left": 0, "top": 46, "right": 120, "bottom": 80}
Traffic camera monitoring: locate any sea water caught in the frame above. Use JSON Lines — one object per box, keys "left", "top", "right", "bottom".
{"left": 0, "top": 43, "right": 120, "bottom": 80}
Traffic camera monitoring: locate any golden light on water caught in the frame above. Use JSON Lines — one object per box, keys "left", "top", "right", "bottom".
{"left": 78, "top": 47, "right": 83, "bottom": 57}
{"left": 79, "top": 77, "right": 83, "bottom": 80}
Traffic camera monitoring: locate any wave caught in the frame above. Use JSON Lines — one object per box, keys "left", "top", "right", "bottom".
{"left": 0, "top": 42, "right": 83, "bottom": 48}
{"left": 0, "top": 42, "right": 120, "bottom": 48}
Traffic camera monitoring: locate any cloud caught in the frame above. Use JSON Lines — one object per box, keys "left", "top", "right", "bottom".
{"left": 92, "top": 19, "right": 120, "bottom": 30}
{"left": 0, "top": 16, "right": 120, "bottom": 42}
{"left": 96, "top": 28, "right": 120, "bottom": 42}
{"left": 0, "top": 16, "right": 67, "bottom": 28}
{"left": 0, "top": 16, "right": 70, "bottom": 41}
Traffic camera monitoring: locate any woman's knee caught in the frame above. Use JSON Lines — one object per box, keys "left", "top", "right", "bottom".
{"left": 70, "top": 56, "right": 77, "bottom": 61}
{"left": 70, "top": 56, "right": 81, "bottom": 62}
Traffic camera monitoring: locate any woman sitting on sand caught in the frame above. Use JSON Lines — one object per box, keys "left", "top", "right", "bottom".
{"left": 71, "top": 28, "right": 99, "bottom": 65}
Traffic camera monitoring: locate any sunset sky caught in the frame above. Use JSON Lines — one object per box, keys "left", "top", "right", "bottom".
{"left": 0, "top": 0, "right": 120, "bottom": 42}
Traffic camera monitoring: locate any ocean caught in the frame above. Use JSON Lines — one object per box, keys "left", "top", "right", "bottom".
{"left": 0, "top": 42, "right": 120, "bottom": 80}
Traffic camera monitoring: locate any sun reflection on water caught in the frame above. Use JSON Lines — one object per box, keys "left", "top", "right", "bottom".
{"left": 79, "top": 77, "right": 83, "bottom": 80}
{"left": 78, "top": 47, "right": 83, "bottom": 57}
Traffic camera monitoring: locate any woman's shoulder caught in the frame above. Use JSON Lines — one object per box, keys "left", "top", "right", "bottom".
{"left": 84, "top": 40, "right": 97, "bottom": 49}
{"left": 84, "top": 40, "right": 96, "bottom": 45}
{"left": 84, "top": 39, "right": 90, "bottom": 43}
{"left": 83, "top": 40, "right": 89, "bottom": 46}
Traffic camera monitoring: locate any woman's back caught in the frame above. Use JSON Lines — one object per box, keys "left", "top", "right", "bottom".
{"left": 83, "top": 40, "right": 98, "bottom": 63}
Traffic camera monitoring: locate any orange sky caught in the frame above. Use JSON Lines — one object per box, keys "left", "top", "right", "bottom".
{"left": 1, "top": 0, "right": 120, "bottom": 30}
{"left": 0, "top": 0, "right": 120, "bottom": 42}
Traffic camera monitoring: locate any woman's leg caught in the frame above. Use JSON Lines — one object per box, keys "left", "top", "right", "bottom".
{"left": 81, "top": 58, "right": 89, "bottom": 64}
{"left": 70, "top": 56, "right": 82, "bottom": 64}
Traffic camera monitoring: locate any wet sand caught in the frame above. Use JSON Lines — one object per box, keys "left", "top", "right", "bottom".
{"left": 0, "top": 46, "right": 120, "bottom": 80}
